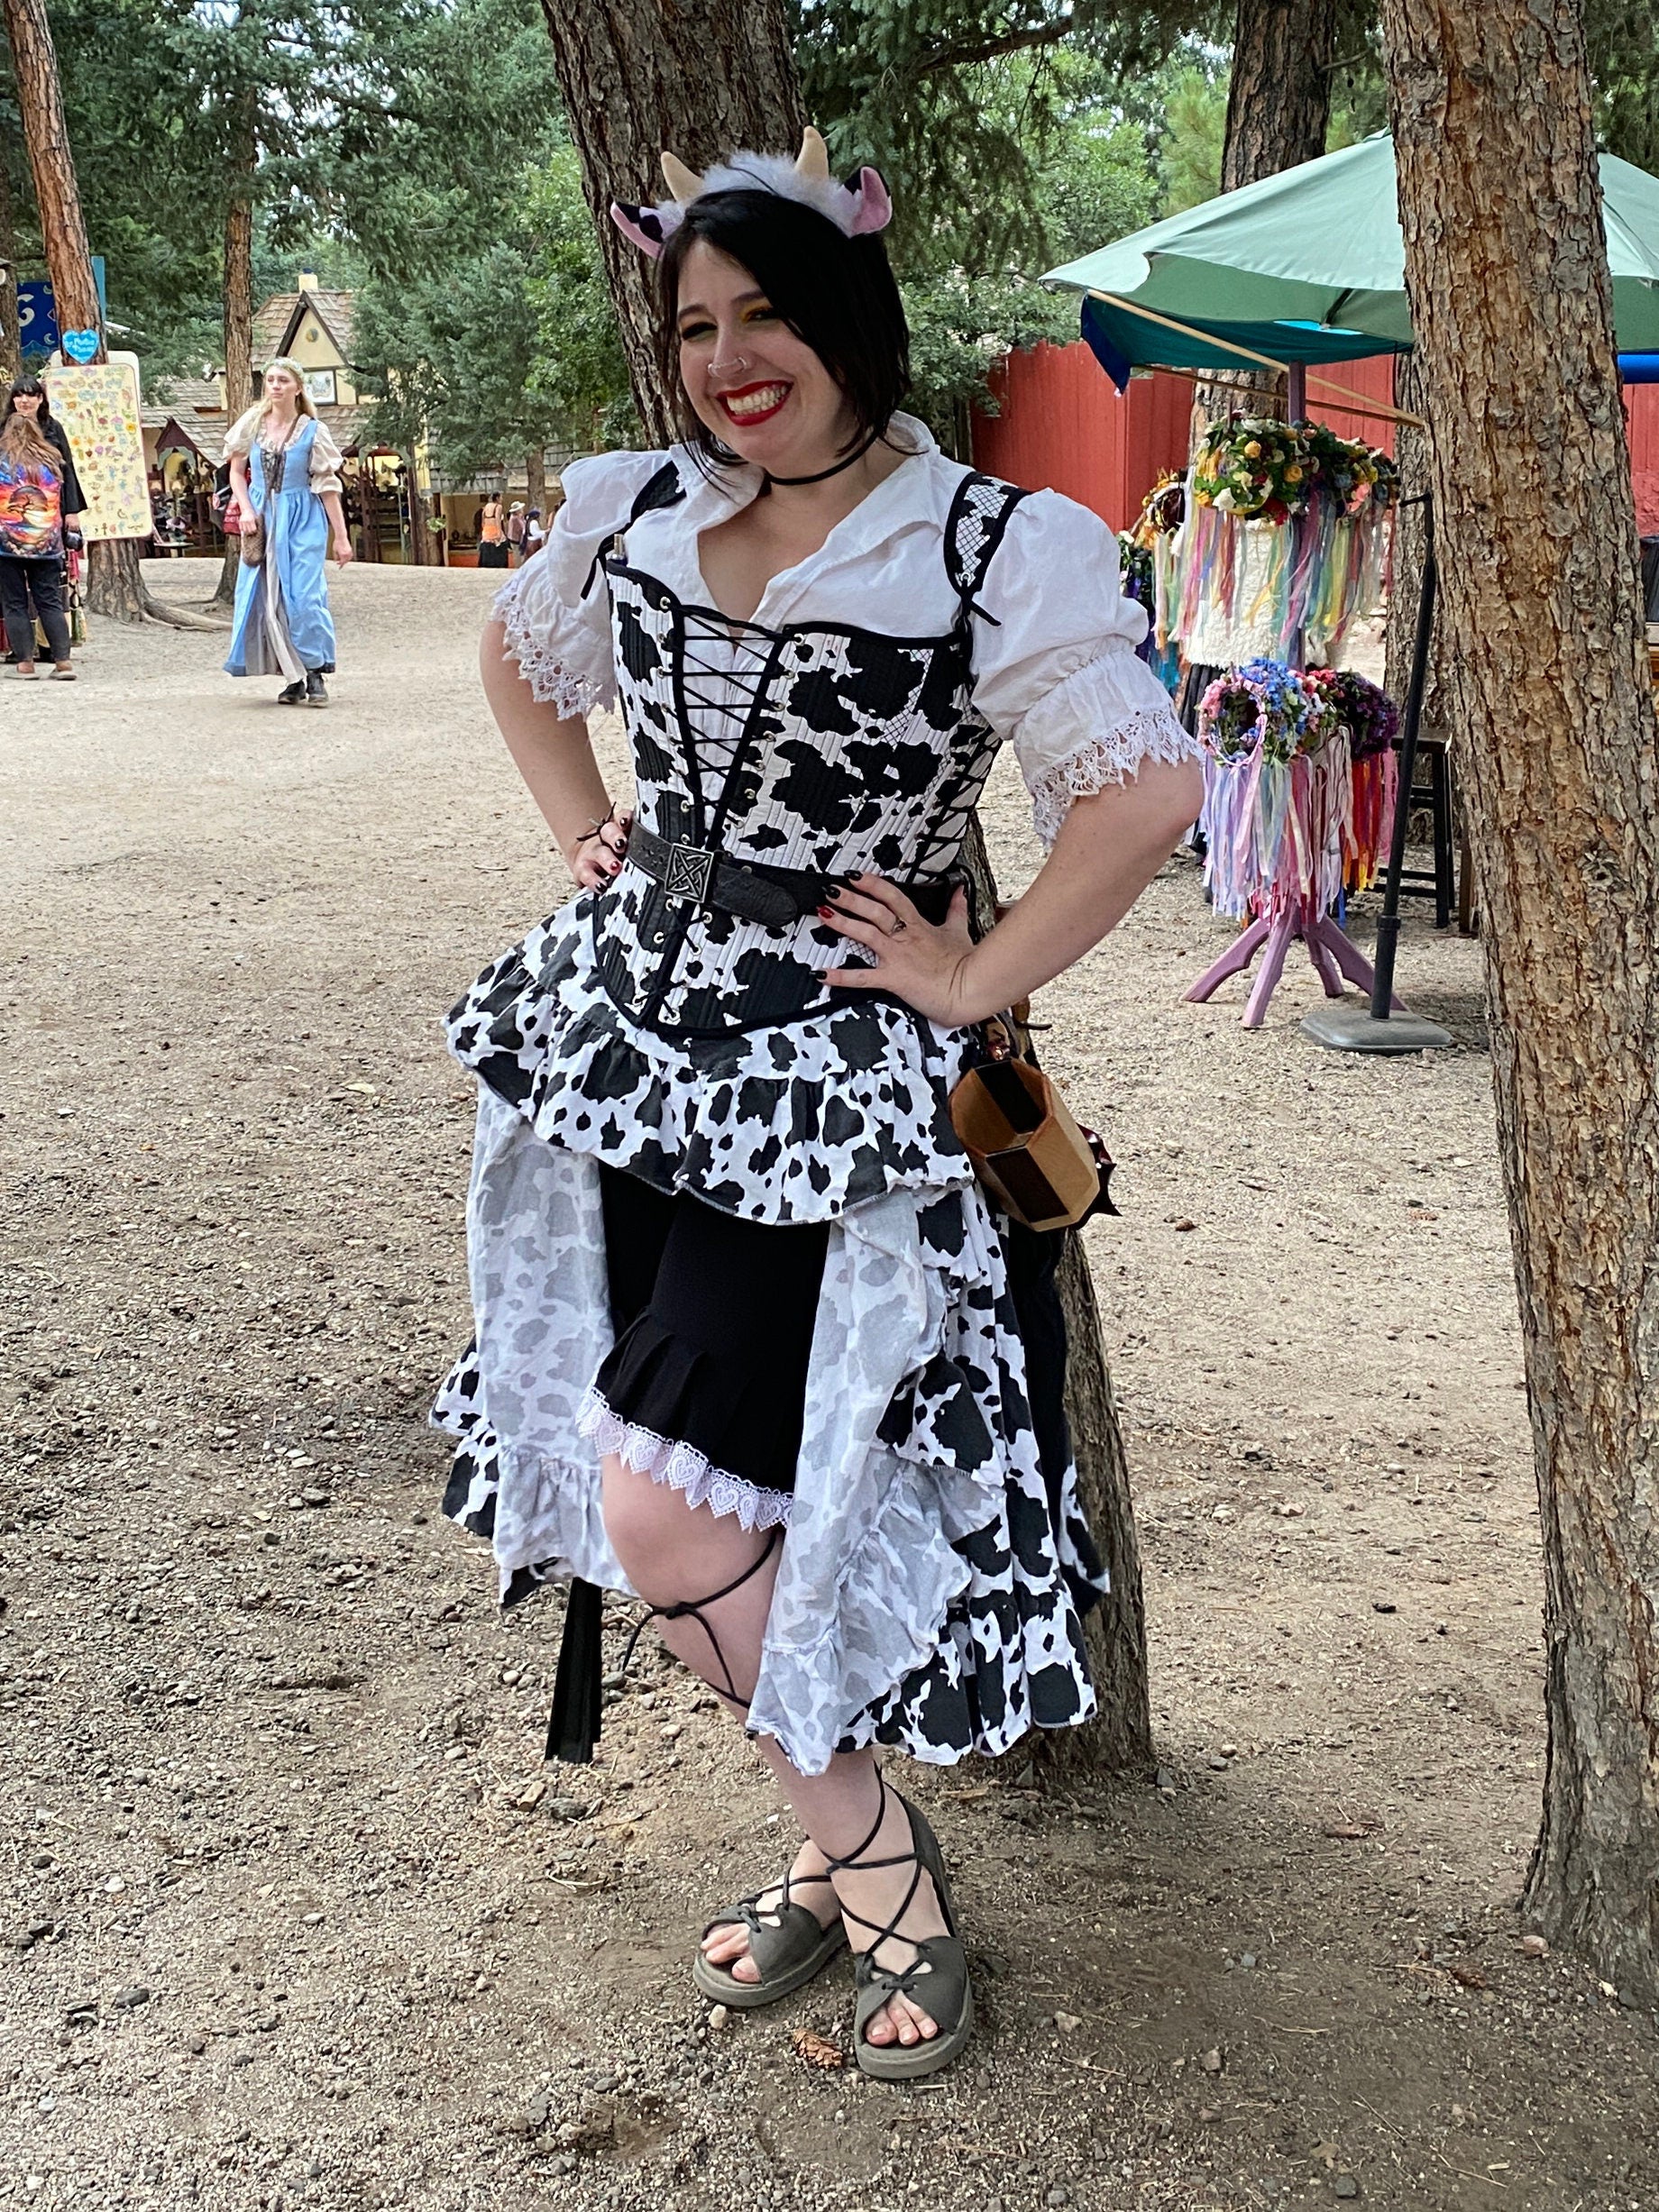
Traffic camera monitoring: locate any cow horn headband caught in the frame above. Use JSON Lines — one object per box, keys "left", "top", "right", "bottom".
{"left": 610, "top": 125, "right": 893, "bottom": 259}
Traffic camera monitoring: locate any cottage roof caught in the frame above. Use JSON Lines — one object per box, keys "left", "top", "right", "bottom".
{"left": 141, "top": 373, "right": 228, "bottom": 453}
{"left": 252, "top": 287, "right": 356, "bottom": 364}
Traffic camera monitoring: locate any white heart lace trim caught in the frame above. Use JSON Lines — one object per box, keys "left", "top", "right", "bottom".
{"left": 495, "top": 568, "right": 605, "bottom": 719}
{"left": 577, "top": 1385, "right": 793, "bottom": 1533}
{"left": 1027, "top": 707, "right": 1203, "bottom": 848}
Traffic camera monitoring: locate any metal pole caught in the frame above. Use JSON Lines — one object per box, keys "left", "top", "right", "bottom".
{"left": 1370, "top": 493, "right": 1436, "bottom": 1020}
{"left": 1287, "top": 361, "right": 1306, "bottom": 420}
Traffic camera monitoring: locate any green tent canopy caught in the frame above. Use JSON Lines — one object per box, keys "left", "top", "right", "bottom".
{"left": 1044, "top": 133, "right": 1659, "bottom": 379}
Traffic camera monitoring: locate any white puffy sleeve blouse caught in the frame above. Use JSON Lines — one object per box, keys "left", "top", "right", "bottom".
{"left": 307, "top": 421, "right": 345, "bottom": 496}
{"left": 968, "top": 489, "right": 1201, "bottom": 847}
{"left": 490, "top": 440, "right": 1199, "bottom": 846}
{"left": 491, "top": 449, "right": 672, "bottom": 720}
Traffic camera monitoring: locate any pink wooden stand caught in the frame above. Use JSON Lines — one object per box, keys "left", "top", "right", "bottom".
{"left": 1184, "top": 906, "right": 1405, "bottom": 1030}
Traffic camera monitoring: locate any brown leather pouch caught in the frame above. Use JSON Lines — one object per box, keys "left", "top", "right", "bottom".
{"left": 949, "top": 1011, "right": 1117, "bottom": 1234}
{"left": 239, "top": 516, "right": 265, "bottom": 566}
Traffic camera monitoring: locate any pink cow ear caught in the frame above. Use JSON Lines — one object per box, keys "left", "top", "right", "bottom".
{"left": 610, "top": 200, "right": 668, "bottom": 258}
{"left": 847, "top": 168, "right": 893, "bottom": 236}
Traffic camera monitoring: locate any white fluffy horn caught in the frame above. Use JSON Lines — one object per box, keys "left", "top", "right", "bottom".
{"left": 794, "top": 126, "right": 830, "bottom": 182}
{"left": 661, "top": 151, "right": 705, "bottom": 202}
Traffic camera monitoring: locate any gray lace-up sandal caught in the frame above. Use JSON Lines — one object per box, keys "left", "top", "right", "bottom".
{"left": 830, "top": 1777, "right": 975, "bottom": 2082}
{"left": 692, "top": 1866, "right": 848, "bottom": 2008}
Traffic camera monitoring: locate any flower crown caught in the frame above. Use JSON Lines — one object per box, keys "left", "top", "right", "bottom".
{"left": 610, "top": 125, "right": 892, "bottom": 259}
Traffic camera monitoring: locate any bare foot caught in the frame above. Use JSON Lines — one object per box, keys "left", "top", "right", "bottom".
{"left": 830, "top": 1790, "right": 950, "bottom": 2048}
{"left": 699, "top": 1837, "right": 839, "bottom": 1985}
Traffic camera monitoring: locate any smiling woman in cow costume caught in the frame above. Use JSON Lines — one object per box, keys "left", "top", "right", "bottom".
{"left": 434, "top": 127, "right": 1201, "bottom": 2079}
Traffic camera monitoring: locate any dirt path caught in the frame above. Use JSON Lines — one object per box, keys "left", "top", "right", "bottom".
{"left": 3, "top": 559, "right": 1653, "bottom": 2212}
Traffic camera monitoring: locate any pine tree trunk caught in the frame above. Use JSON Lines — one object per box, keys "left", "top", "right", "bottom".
{"left": 1197, "top": 0, "right": 1334, "bottom": 426}
{"left": 539, "top": 4, "right": 1153, "bottom": 1778}
{"left": 536, "top": 0, "right": 804, "bottom": 440}
{"left": 1221, "top": 0, "right": 1334, "bottom": 194}
{"left": 215, "top": 141, "right": 255, "bottom": 609}
{"left": 1036, "top": 1239, "right": 1153, "bottom": 1778}
{"left": 0, "top": 140, "right": 22, "bottom": 379}
{"left": 402, "top": 453, "right": 434, "bottom": 565}
{"left": 4, "top": 0, "right": 179, "bottom": 624}
{"left": 1382, "top": 355, "right": 1451, "bottom": 740}
{"left": 1381, "top": 0, "right": 1659, "bottom": 2001}
{"left": 1, "top": 0, "right": 99, "bottom": 335}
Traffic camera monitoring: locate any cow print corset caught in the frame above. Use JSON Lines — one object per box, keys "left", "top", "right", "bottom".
{"left": 584, "top": 464, "right": 1029, "bottom": 1043}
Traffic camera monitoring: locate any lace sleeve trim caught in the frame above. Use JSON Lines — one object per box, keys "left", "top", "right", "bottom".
{"left": 493, "top": 566, "right": 608, "bottom": 719}
{"left": 1027, "top": 707, "right": 1203, "bottom": 849}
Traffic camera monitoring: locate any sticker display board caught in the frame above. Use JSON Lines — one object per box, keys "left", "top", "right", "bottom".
{"left": 44, "top": 358, "right": 151, "bottom": 541}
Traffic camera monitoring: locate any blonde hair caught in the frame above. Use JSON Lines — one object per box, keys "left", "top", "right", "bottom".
{"left": 225, "top": 357, "right": 318, "bottom": 459}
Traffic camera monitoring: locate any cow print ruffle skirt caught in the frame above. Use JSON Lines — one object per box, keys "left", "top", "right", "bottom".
{"left": 432, "top": 911, "right": 1105, "bottom": 1775}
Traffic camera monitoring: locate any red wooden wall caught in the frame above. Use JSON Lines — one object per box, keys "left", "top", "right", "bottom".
{"left": 974, "top": 340, "right": 1659, "bottom": 536}
{"left": 971, "top": 342, "right": 1191, "bottom": 531}
{"left": 1626, "top": 385, "right": 1659, "bottom": 535}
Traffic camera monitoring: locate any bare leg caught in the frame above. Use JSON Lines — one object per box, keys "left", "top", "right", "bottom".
{"left": 600, "top": 1458, "right": 949, "bottom": 2047}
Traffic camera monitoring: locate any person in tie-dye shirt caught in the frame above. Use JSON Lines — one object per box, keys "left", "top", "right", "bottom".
{"left": 0, "top": 379, "right": 84, "bottom": 680}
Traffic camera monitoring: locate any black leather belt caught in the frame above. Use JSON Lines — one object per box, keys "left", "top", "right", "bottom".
{"left": 625, "top": 821, "right": 960, "bottom": 931}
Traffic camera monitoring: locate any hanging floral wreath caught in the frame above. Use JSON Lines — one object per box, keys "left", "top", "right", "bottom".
{"left": 1302, "top": 667, "right": 1400, "bottom": 756}
{"left": 1192, "top": 416, "right": 1398, "bottom": 525}
{"left": 1198, "top": 657, "right": 1340, "bottom": 763}
{"left": 1123, "top": 471, "right": 1186, "bottom": 559}
{"left": 1298, "top": 424, "right": 1401, "bottom": 516}
{"left": 1119, "top": 534, "right": 1154, "bottom": 608}
{"left": 1190, "top": 416, "right": 1311, "bottom": 522}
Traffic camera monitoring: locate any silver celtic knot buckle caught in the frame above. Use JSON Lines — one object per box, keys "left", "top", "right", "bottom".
{"left": 663, "top": 841, "right": 717, "bottom": 904}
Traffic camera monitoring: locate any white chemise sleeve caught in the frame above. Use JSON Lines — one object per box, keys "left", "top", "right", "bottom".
{"left": 490, "top": 448, "right": 672, "bottom": 719}
{"left": 970, "top": 489, "right": 1202, "bottom": 848}
{"left": 307, "top": 421, "right": 345, "bottom": 495}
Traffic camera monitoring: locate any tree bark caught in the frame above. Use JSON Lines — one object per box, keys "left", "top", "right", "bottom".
{"left": 536, "top": 0, "right": 804, "bottom": 441}
{"left": 403, "top": 451, "right": 435, "bottom": 565}
{"left": 0, "top": 137, "right": 22, "bottom": 379}
{"left": 1381, "top": 0, "right": 1659, "bottom": 2000}
{"left": 215, "top": 131, "right": 256, "bottom": 609}
{"left": 540, "top": 1, "right": 1153, "bottom": 1778}
{"left": 3, "top": 0, "right": 182, "bottom": 624}
{"left": 1, "top": 0, "right": 98, "bottom": 334}
{"left": 1035, "top": 1237, "right": 1153, "bottom": 1778}
{"left": 958, "top": 821, "right": 1153, "bottom": 1780}
{"left": 1382, "top": 354, "right": 1451, "bottom": 739}
{"left": 1197, "top": 0, "right": 1335, "bottom": 427}
{"left": 1221, "top": 0, "right": 1334, "bottom": 196}
{"left": 526, "top": 447, "right": 547, "bottom": 522}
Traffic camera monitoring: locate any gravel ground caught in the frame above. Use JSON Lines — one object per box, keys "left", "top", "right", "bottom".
{"left": 3, "top": 558, "right": 1654, "bottom": 2212}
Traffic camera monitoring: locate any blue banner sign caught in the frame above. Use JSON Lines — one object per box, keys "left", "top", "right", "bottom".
{"left": 15, "top": 259, "right": 109, "bottom": 360}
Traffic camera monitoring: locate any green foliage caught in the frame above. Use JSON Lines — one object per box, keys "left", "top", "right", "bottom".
{"left": 901, "top": 266, "right": 1073, "bottom": 452}
{"left": 1584, "top": 0, "right": 1659, "bottom": 170}
{"left": 797, "top": 0, "right": 1214, "bottom": 267}
{"left": 1157, "top": 62, "right": 1227, "bottom": 212}
{"left": 353, "top": 145, "right": 637, "bottom": 477}
{"left": 894, "top": 75, "right": 1159, "bottom": 442}
{"left": 520, "top": 147, "right": 640, "bottom": 448}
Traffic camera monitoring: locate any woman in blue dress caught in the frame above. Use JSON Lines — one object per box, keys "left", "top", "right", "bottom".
{"left": 224, "top": 357, "right": 353, "bottom": 707}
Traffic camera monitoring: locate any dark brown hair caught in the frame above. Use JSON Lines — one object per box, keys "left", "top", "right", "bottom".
{"left": 653, "top": 188, "right": 910, "bottom": 466}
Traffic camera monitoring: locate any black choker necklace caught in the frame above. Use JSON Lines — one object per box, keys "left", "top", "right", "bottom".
{"left": 763, "top": 431, "right": 883, "bottom": 489}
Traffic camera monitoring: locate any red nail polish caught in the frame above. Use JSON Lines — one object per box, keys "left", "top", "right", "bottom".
{"left": 817, "top": 905, "right": 834, "bottom": 919}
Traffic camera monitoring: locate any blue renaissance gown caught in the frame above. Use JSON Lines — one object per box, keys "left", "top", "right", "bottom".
{"left": 225, "top": 416, "right": 342, "bottom": 680}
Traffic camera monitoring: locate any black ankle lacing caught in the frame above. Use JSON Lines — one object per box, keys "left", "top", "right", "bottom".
{"left": 615, "top": 1522, "right": 784, "bottom": 1713}
{"left": 822, "top": 1772, "right": 948, "bottom": 1987}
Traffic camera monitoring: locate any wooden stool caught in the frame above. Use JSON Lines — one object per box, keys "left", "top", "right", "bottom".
{"left": 1393, "top": 733, "right": 1456, "bottom": 930}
